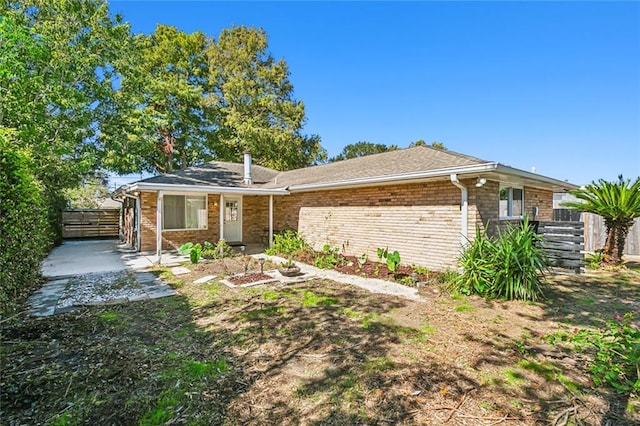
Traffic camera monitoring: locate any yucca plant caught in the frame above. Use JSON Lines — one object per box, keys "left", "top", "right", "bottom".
{"left": 563, "top": 175, "right": 640, "bottom": 265}
{"left": 454, "top": 227, "right": 495, "bottom": 296}
{"left": 489, "top": 219, "right": 548, "bottom": 301}
{"left": 455, "top": 218, "right": 548, "bottom": 301}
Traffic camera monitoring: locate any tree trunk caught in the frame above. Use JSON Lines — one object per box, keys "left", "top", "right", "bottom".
{"left": 602, "top": 220, "right": 621, "bottom": 265}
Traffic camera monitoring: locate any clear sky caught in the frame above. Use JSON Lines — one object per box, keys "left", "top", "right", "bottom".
{"left": 109, "top": 0, "right": 640, "bottom": 186}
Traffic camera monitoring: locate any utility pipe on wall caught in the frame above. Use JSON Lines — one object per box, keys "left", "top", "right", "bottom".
{"left": 156, "top": 191, "right": 163, "bottom": 263}
{"left": 450, "top": 174, "right": 468, "bottom": 247}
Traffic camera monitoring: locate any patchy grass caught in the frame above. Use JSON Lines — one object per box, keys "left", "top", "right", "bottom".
{"left": 1, "top": 260, "right": 639, "bottom": 425}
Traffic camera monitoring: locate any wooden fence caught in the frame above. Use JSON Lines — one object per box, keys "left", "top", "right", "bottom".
{"left": 62, "top": 209, "right": 120, "bottom": 239}
{"left": 553, "top": 209, "right": 640, "bottom": 256}
{"left": 584, "top": 214, "right": 640, "bottom": 256}
{"left": 536, "top": 221, "right": 584, "bottom": 273}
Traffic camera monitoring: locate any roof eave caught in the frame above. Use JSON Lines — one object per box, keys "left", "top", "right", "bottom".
{"left": 286, "top": 163, "right": 500, "bottom": 192}
{"left": 128, "top": 182, "right": 289, "bottom": 195}
{"left": 494, "top": 164, "right": 578, "bottom": 192}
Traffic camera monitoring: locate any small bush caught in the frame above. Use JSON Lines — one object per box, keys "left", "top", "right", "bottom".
{"left": 314, "top": 244, "right": 340, "bottom": 269}
{"left": 549, "top": 314, "right": 640, "bottom": 395}
{"left": 265, "top": 230, "right": 309, "bottom": 256}
{"left": 202, "top": 240, "right": 234, "bottom": 259}
{"left": 452, "top": 218, "right": 548, "bottom": 301}
{"left": 178, "top": 242, "right": 202, "bottom": 264}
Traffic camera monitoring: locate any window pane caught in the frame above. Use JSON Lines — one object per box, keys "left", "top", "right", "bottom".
{"left": 186, "top": 196, "right": 206, "bottom": 229}
{"left": 164, "top": 195, "right": 185, "bottom": 229}
{"left": 512, "top": 188, "right": 523, "bottom": 216}
{"left": 499, "top": 187, "right": 509, "bottom": 217}
{"left": 225, "top": 201, "right": 238, "bottom": 222}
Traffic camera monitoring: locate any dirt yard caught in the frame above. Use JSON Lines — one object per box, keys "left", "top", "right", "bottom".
{"left": 2, "top": 258, "right": 639, "bottom": 425}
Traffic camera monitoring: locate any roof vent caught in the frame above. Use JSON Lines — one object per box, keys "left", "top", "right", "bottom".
{"left": 243, "top": 151, "right": 253, "bottom": 184}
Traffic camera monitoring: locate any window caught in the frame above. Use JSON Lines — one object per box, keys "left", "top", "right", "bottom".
{"left": 499, "top": 186, "right": 523, "bottom": 218}
{"left": 163, "top": 195, "right": 207, "bottom": 230}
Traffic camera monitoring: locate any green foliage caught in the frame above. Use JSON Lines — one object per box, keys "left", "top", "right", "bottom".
{"left": 1, "top": 1, "right": 134, "bottom": 242}
{"left": 314, "top": 244, "right": 340, "bottom": 269}
{"left": 265, "top": 230, "right": 309, "bottom": 256}
{"left": 563, "top": 175, "right": 640, "bottom": 264}
{"left": 63, "top": 172, "right": 111, "bottom": 209}
{"left": 329, "top": 141, "right": 399, "bottom": 162}
{"left": 453, "top": 219, "right": 548, "bottom": 301}
{"left": 178, "top": 242, "right": 202, "bottom": 264}
{"left": 385, "top": 250, "right": 401, "bottom": 275}
{"left": 0, "top": 131, "right": 51, "bottom": 314}
{"left": 550, "top": 314, "right": 639, "bottom": 395}
{"left": 376, "top": 247, "right": 401, "bottom": 275}
{"left": 586, "top": 251, "right": 606, "bottom": 270}
{"left": 202, "top": 240, "right": 234, "bottom": 259}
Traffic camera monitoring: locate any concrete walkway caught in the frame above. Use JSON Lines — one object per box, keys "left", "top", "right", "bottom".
{"left": 30, "top": 240, "right": 176, "bottom": 317}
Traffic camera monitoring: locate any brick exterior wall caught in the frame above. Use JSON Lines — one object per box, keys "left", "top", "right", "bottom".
{"left": 139, "top": 191, "right": 220, "bottom": 252}
{"left": 469, "top": 182, "right": 553, "bottom": 237}
{"left": 137, "top": 181, "right": 554, "bottom": 270}
{"left": 272, "top": 180, "right": 474, "bottom": 270}
{"left": 242, "top": 195, "right": 270, "bottom": 243}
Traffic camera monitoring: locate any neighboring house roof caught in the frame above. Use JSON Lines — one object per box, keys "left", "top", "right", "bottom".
{"left": 115, "top": 146, "right": 577, "bottom": 196}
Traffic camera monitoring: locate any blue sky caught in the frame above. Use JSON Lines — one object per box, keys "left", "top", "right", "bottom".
{"left": 109, "top": 1, "right": 640, "bottom": 186}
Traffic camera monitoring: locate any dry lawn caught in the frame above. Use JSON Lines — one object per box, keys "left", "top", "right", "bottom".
{"left": 2, "top": 258, "right": 639, "bottom": 425}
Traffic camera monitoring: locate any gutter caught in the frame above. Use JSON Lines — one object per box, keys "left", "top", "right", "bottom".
{"left": 449, "top": 173, "right": 468, "bottom": 247}
{"left": 287, "top": 163, "right": 500, "bottom": 193}
{"left": 495, "top": 164, "right": 578, "bottom": 191}
{"left": 129, "top": 182, "right": 288, "bottom": 195}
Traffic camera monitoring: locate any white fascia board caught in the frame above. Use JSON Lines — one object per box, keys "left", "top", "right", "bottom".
{"left": 287, "top": 163, "right": 500, "bottom": 192}
{"left": 130, "top": 182, "right": 288, "bottom": 195}
{"left": 495, "top": 164, "right": 578, "bottom": 191}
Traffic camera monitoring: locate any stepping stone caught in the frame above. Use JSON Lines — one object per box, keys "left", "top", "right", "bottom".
{"left": 193, "top": 275, "right": 216, "bottom": 284}
{"left": 170, "top": 266, "right": 191, "bottom": 275}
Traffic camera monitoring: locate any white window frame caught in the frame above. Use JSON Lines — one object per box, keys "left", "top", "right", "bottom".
{"left": 499, "top": 185, "right": 524, "bottom": 219}
{"left": 162, "top": 193, "right": 208, "bottom": 231}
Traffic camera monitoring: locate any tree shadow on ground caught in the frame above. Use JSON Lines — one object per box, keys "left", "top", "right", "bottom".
{"left": 190, "top": 280, "right": 482, "bottom": 424}
{"left": 533, "top": 268, "right": 640, "bottom": 425}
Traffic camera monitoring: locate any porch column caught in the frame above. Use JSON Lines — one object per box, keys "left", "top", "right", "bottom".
{"left": 219, "top": 193, "right": 224, "bottom": 241}
{"left": 156, "top": 191, "right": 163, "bottom": 263}
{"left": 268, "top": 195, "right": 274, "bottom": 247}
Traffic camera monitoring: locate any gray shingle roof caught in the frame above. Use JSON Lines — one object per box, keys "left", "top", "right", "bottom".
{"left": 139, "top": 161, "right": 279, "bottom": 187}
{"left": 262, "top": 146, "right": 490, "bottom": 189}
{"left": 138, "top": 146, "right": 491, "bottom": 189}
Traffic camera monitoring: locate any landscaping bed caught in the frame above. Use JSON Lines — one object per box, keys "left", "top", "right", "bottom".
{"left": 2, "top": 259, "right": 639, "bottom": 425}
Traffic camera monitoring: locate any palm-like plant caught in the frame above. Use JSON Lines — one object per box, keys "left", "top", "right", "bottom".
{"left": 563, "top": 175, "right": 640, "bottom": 265}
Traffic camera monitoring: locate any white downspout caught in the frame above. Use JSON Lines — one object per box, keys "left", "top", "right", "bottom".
{"left": 219, "top": 193, "right": 224, "bottom": 242}
{"left": 450, "top": 174, "right": 468, "bottom": 247}
{"left": 136, "top": 195, "right": 142, "bottom": 251}
{"left": 156, "top": 191, "right": 163, "bottom": 263}
{"left": 268, "top": 194, "right": 274, "bottom": 247}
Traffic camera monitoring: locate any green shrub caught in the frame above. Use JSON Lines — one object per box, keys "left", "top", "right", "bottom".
{"left": 376, "top": 247, "right": 402, "bottom": 276}
{"left": 178, "top": 242, "right": 202, "bottom": 264}
{"left": 314, "top": 244, "right": 340, "bottom": 269}
{"left": 202, "top": 239, "right": 234, "bottom": 259}
{"left": 0, "top": 131, "right": 51, "bottom": 315}
{"left": 453, "top": 218, "right": 548, "bottom": 301}
{"left": 265, "top": 230, "right": 309, "bottom": 256}
{"left": 549, "top": 314, "right": 639, "bottom": 395}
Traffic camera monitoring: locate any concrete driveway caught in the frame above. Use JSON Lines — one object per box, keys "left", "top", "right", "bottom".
{"left": 30, "top": 239, "right": 176, "bottom": 317}
{"left": 41, "top": 239, "right": 127, "bottom": 278}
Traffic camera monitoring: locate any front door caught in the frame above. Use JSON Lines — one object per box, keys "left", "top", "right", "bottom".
{"left": 223, "top": 196, "right": 242, "bottom": 242}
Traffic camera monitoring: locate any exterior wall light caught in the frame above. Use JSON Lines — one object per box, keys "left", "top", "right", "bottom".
{"left": 475, "top": 178, "right": 487, "bottom": 187}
